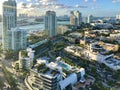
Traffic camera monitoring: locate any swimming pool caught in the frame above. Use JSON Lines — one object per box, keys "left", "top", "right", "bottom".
{"left": 58, "top": 62, "right": 71, "bottom": 71}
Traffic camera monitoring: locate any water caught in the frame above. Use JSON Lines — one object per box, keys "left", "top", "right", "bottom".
{"left": 0, "top": 21, "right": 69, "bottom": 42}
{"left": 0, "top": 21, "right": 69, "bottom": 34}
{"left": 58, "top": 62, "right": 71, "bottom": 71}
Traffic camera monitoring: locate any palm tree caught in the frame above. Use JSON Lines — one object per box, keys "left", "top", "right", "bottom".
{"left": 0, "top": 76, "right": 4, "bottom": 90}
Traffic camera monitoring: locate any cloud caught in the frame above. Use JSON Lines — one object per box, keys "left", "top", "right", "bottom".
{"left": 75, "top": 4, "right": 88, "bottom": 8}
{"left": 17, "top": 0, "right": 90, "bottom": 16}
{"left": 26, "top": 0, "right": 31, "bottom": 2}
{"left": 93, "top": 0, "right": 96, "bottom": 2}
{"left": 17, "top": 2, "right": 27, "bottom": 8}
{"left": 84, "top": 0, "right": 97, "bottom": 2}
{"left": 42, "top": 0, "right": 57, "bottom": 2}
{"left": 112, "top": 0, "right": 120, "bottom": 3}
{"left": 84, "top": 0, "right": 88, "bottom": 2}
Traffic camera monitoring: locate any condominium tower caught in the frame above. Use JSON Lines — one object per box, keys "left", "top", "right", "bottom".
{"left": 70, "top": 11, "right": 77, "bottom": 26}
{"left": 2, "top": 0, "right": 26, "bottom": 50}
{"left": 87, "top": 15, "right": 93, "bottom": 23}
{"left": 70, "top": 11, "right": 82, "bottom": 26}
{"left": 45, "top": 11, "right": 57, "bottom": 37}
{"left": 116, "top": 15, "right": 120, "bottom": 20}
{"left": 74, "top": 11, "right": 82, "bottom": 25}
{"left": 2, "top": 0, "right": 17, "bottom": 50}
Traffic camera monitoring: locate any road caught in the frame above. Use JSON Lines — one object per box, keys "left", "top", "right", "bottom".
{"left": 0, "top": 58, "right": 28, "bottom": 90}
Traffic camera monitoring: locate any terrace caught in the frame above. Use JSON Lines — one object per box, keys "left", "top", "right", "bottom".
{"left": 36, "top": 63, "right": 60, "bottom": 78}
{"left": 104, "top": 58, "right": 120, "bottom": 70}
{"left": 74, "top": 76, "right": 95, "bottom": 89}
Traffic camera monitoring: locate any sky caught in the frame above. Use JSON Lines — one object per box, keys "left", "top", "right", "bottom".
{"left": 0, "top": 0, "right": 120, "bottom": 17}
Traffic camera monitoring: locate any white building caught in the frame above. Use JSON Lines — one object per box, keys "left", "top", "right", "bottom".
{"left": 19, "top": 57, "right": 31, "bottom": 70}
{"left": 87, "top": 15, "right": 93, "bottom": 23}
{"left": 59, "top": 73, "right": 77, "bottom": 90}
{"left": 8, "top": 27, "right": 27, "bottom": 50}
{"left": 19, "top": 49, "right": 35, "bottom": 70}
{"left": 30, "top": 62, "right": 62, "bottom": 90}
{"left": 19, "top": 50, "right": 31, "bottom": 70}
{"left": 45, "top": 11, "right": 57, "bottom": 37}
{"left": 110, "top": 33, "right": 120, "bottom": 39}
{"left": 116, "top": 15, "right": 120, "bottom": 20}
{"left": 29, "top": 60, "right": 86, "bottom": 90}
{"left": 74, "top": 11, "right": 82, "bottom": 25}
{"left": 2, "top": 0, "right": 17, "bottom": 50}
{"left": 70, "top": 14, "right": 77, "bottom": 26}
{"left": 64, "top": 44, "right": 120, "bottom": 70}
{"left": 27, "top": 47, "right": 35, "bottom": 62}
{"left": 36, "top": 57, "right": 50, "bottom": 64}
{"left": 91, "top": 23, "right": 113, "bottom": 28}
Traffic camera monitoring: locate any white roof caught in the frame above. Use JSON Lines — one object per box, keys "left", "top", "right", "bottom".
{"left": 59, "top": 73, "right": 77, "bottom": 90}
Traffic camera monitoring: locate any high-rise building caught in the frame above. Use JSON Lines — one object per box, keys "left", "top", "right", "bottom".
{"left": 45, "top": 11, "right": 57, "bottom": 37}
{"left": 74, "top": 11, "right": 82, "bottom": 25}
{"left": 82, "top": 17, "right": 87, "bottom": 24}
{"left": 87, "top": 15, "right": 93, "bottom": 23}
{"left": 70, "top": 12, "right": 77, "bottom": 26}
{"left": 2, "top": 0, "right": 17, "bottom": 50}
{"left": 116, "top": 15, "right": 120, "bottom": 20}
{"left": 8, "top": 28, "right": 27, "bottom": 50}
{"left": 2, "top": 0, "right": 27, "bottom": 51}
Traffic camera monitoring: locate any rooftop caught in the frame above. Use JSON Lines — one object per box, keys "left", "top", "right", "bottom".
{"left": 35, "top": 62, "right": 61, "bottom": 78}
{"left": 74, "top": 76, "right": 95, "bottom": 89}
{"left": 29, "top": 39, "right": 48, "bottom": 49}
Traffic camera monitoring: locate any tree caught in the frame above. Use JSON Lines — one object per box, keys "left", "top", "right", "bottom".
{"left": 0, "top": 76, "right": 4, "bottom": 90}
{"left": 15, "top": 63, "right": 19, "bottom": 71}
{"left": 2, "top": 63, "right": 18, "bottom": 89}
{"left": 4, "top": 50, "right": 18, "bottom": 60}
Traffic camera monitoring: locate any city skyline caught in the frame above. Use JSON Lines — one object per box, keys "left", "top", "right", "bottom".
{"left": 0, "top": 0, "right": 120, "bottom": 17}
{"left": 0, "top": 0, "right": 120, "bottom": 90}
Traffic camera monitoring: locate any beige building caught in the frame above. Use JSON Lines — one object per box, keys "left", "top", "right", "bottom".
{"left": 57, "top": 25, "right": 68, "bottom": 34}
{"left": 70, "top": 15, "right": 77, "bottom": 26}
{"left": 80, "top": 39, "right": 86, "bottom": 45}
{"left": 99, "top": 42, "right": 119, "bottom": 52}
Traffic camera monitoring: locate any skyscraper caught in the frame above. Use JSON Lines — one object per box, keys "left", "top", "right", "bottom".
{"left": 116, "top": 15, "right": 120, "bottom": 20}
{"left": 70, "top": 11, "right": 77, "bottom": 26}
{"left": 74, "top": 11, "right": 82, "bottom": 25}
{"left": 45, "top": 11, "right": 57, "bottom": 37}
{"left": 2, "top": 0, "right": 17, "bottom": 50}
{"left": 8, "top": 28, "right": 27, "bottom": 50}
{"left": 2, "top": 0, "right": 27, "bottom": 51}
{"left": 87, "top": 15, "right": 93, "bottom": 23}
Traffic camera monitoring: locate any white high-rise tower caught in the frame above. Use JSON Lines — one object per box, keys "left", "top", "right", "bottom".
{"left": 74, "top": 11, "right": 82, "bottom": 25}
{"left": 70, "top": 11, "right": 77, "bottom": 26}
{"left": 2, "top": 0, "right": 17, "bottom": 50}
{"left": 2, "top": 0, "right": 27, "bottom": 50}
{"left": 45, "top": 11, "right": 57, "bottom": 37}
{"left": 87, "top": 15, "right": 93, "bottom": 23}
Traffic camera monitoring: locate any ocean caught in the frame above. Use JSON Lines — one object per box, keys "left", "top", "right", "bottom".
{"left": 0, "top": 21, "right": 70, "bottom": 42}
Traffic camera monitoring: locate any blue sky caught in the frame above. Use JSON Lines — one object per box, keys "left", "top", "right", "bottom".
{"left": 0, "top": 0, "right": 120, "bottom": 16}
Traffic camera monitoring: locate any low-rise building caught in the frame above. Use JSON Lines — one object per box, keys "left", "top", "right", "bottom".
{"left": 19, "top": 49, "right": 35, "bottom": 70}
{"left": 30, "top": 62, "right": 62, "bottom": 90}
{"left": 110, "top": 33, "right": 120, "bottom": 39}
{"left": 28, "top": 60, "right": 86, "bottom": 90}
{"left": 57, "top": 25, "right": 68, "bottom": 35}
{"left": 98, "top": 42, "right": 119, "bottom": 52}
{"left": 64, "top": 43, "right": 120, "bottom": 70}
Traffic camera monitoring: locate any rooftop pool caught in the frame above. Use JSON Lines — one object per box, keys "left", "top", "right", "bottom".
{"left": 58, "top": 62, "right": 71, "bottom": 71}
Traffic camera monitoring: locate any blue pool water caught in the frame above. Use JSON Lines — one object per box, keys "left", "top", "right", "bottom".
{"left": 58, "top": 62, "right": 71, "bottom": 71}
